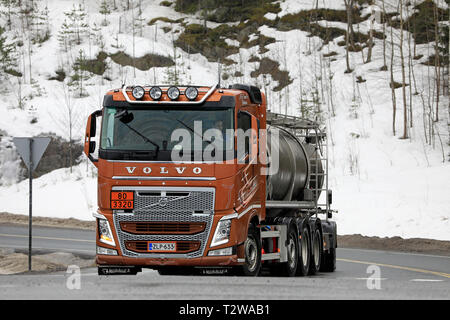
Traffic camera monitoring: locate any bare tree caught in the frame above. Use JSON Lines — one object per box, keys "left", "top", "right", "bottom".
{"left": 433, "top": 1, "right": 440, "bottom": 121}
{"left": 399, "top": 0, "right": 408, "bottom": 139}
{"left": 389, "top": 9, "right": 397, "bottom": 136}
{"left": 343, "top": 0, "right": 354, "bottom": 73}
{"left": 366, "top": 1, "right": 374, "bottom": 64}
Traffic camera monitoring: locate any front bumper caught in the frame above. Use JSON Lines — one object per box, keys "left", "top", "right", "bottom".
{"left": 96, "top": 254, "right": 241, "bottom": 267}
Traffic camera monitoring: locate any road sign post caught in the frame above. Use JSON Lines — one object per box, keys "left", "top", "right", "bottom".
{"left": 13, "top": 137, "right": 50, "bottom": 272}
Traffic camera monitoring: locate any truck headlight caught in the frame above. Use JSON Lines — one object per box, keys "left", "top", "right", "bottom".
{"left": 98, "top": 218, "right": 116, "bottom": 247}
{"left": 211, "top": 219, "right": 231, "bottom": 247}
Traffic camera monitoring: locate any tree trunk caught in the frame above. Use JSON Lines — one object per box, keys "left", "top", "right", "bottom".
{"left": 399, "top": 0, "right": 408, "bottom": 139}
{"left": 390, "top": 21, "right": 396, "bottom": 136}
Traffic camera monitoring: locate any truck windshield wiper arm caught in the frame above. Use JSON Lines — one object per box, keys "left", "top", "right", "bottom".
{"left": 176, "top": 119, "right": 212, "bottom": 144}
{"left": 115, "top": 110, "right": 160, "bottom": 153}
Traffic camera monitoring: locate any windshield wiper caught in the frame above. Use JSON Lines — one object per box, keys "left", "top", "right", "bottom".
{"left": 115, "top": 110, "right": 160, "bottom": 155}
{"left": 176, "top": 119, "right": 213, "bottom": 144}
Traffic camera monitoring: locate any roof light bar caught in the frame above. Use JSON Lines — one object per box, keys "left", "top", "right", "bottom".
{"left": 121, "top": 84, "right": 217, "bottom": 105}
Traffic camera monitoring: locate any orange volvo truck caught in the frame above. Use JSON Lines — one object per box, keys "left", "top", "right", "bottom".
{"left": 84, "top": 83, "right": 337, "bottom": 276}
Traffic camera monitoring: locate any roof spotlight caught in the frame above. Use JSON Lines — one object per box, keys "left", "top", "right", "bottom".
{"left": 149, "top": 86, "right": 162, "bottom": 100}
{"left": 167, "top": 86, "right": 180, "bottom": 100}
{"left": 185, "top": 87, "right": 198, "bottom": 101}
{"left": 131, "top": 86, "right": 145, "bottom": 100}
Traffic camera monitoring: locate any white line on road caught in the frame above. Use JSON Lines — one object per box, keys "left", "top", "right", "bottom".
{"left": 0, "top": 244, "right": 94, "bottom": 254}
{"left": 410, "top": 279, "right": 444, "bottom": 282}
{"left": 0, "top": 233, "right": 95, "bottom": 243}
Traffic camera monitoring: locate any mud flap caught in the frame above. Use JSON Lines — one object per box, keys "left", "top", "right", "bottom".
{"left": 98, "top": 266, "right": 142, "bottom": 275}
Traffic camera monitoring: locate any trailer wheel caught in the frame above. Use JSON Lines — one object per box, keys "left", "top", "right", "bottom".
{"left": 279, "top": 225, "right": 299, "bottom": 277}
{"left": 296, "top": 226, "right": 310, "bottom": 276}
{"left": 320, "top": 248, "right": 336, "bottom": 272}
{"left": 308, "top": 229, "right": 322, "bottom": 275}
{"left": 240, "top": 224, "right": 261, "bottom": 276}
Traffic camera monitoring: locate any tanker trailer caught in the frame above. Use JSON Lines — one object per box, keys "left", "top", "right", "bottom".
{"left": 252, "top": 112, "right": 336, "bottom": 277}
{"left": 265, "top": 125, "right": 324, "bottom": 217}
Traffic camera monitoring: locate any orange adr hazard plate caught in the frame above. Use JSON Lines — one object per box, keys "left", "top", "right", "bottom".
{"left": 111, "top": 191, "right": 134, "bottom": 209}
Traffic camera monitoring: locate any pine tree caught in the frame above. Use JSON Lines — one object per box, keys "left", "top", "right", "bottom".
{"left": 0, "top": 26, "right": 19, "bottom": 76}
{"left": 31, "top": 3, "right": 51, "bottom": 45}
{"left": 62, "top": 3, "right": 89, "bottom": 46}
{"left": 99, "top": 0, "right": 111, "bottom": 26}
{"left": 0, "top": 0, "right": 18, "bottom": 31}
{"left": 70, "top": 49, "right": 90, "bottom": 98}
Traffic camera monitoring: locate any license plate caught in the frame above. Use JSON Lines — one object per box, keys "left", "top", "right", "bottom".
{"left": 148, "top": 242, "right": 176, "bottom": 252}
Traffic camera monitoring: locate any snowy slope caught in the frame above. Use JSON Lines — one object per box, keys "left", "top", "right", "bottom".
{"left": 0, "top": 0, "right": 448, "bottom": 240}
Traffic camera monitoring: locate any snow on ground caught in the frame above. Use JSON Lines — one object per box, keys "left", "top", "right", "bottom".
{"left": 0, "top": 163, "right": 97, "bottom": 221}
{"left": 0, "top": 0, "right": 449, "bottom": 239}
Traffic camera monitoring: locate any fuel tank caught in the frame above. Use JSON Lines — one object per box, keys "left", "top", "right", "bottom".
{"left": 266, "top": 126, "right": 323, "bottom": 216}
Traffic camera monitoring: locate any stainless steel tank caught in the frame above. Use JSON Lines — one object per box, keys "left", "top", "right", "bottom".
{"left": 266, "top": 126, "right": 323, "bottom": 216}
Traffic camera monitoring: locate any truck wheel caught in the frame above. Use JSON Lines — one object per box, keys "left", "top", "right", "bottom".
{"left": 279, "top": 225, "right": 299, "bottom": 277}
{"left": 320, "top": 248, "right": 336, "bottom": 272}
{"left": 308, "top": 229, "right": 322, "bottom": 275}
{"left": 240, "top": 225, "right": 261, "bottom": 276}
{"left": 296, "top": 226, "right": 310, "bottom": 276}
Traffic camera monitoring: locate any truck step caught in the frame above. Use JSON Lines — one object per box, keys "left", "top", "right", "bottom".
{"left": 260, "top": 230, "right": 281, "bottom": 238}
{"left": 261, "top": 252, "right": 281, "bottom": 261}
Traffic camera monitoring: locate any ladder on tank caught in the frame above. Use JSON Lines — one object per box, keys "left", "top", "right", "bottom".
{"left": 265, "top": 111, "right": 331, "bottom": 220}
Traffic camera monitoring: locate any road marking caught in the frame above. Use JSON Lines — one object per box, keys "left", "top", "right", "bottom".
{"left": 0, "top": 233, "right": 95, "bottom": 243}
{"left": 0, "top": 244, "right": 94, "bottom": 254}
{"left": 354, "top": 277, "right": 387, "bottom": 281}
{"left": 339, "top": 248, "right": 450, "bottom": 259}
{"left": 410, "top": 279, "right": 444, "bottom": 282}
{"left": 338, "top": 258, "right": 450, "bottom": 279}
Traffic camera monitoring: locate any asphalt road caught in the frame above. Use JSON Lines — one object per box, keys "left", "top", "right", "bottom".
{"left": 0, "top": 224, "right": 449, "bottom": 299}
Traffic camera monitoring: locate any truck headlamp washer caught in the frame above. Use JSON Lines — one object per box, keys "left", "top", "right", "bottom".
{"left": 167, "top": 86, "right": 180, "bottom": 100}
{"left": 185, "top": 86, "right": 198, "bottom": 100}
{"left": 149, "top": 86, "right": 162, "bottom": 100}
{"left": 131, "top": 86, "right": 145, "bottom": 100}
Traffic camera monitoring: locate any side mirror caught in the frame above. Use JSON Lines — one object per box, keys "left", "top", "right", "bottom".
{"left": 84, "top": 110, "right": 102, "bottom": 165}
{"left": 327, "top": 189, "right": 333, "bottom": 205}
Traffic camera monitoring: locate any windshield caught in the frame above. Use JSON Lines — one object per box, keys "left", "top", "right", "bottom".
{"left": 100, "top": 107, "right": 234, "bottom": 161}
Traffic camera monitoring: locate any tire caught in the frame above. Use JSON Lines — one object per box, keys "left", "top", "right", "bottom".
{"left": 278, "top": 225, "right": 299, "bottom": 277}
{"left": 240, "top": 224, "right": 262, "bottom": 276}
{"left": 296, "top": 226, "right": 310, "bottom": 276}
{"left": 308, "top": 229, "right": 322, "bottom": 275}
{"left": 320, "top": 248, "right": 336, "bottom": 272}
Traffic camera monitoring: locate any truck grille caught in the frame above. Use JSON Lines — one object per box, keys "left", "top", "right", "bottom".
{"left": 120, "top": 222, "right": 206, "bottom": 235}
{"left": 125, "top": 241, "right": 200, "bottom": 254}
{"left": 112, "top": 187, "right": 215, "bottom": 258}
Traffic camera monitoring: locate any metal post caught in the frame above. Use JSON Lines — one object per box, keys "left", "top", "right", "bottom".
{"left": 28, "top": 138, "right": 33, "bottom": 272}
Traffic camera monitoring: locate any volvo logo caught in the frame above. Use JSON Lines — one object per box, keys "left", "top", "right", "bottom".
{"left": 125, "top": 166, "right": 202, "bottom": 175}
{"left": 158, "top": 197, "right": 169, "bottom": 207}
